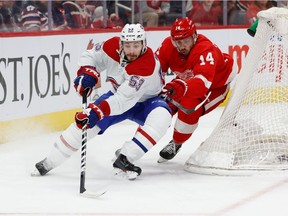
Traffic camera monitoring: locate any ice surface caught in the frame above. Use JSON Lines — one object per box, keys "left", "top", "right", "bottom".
{"left": 1, "top": 107, "right": 288, "bottom": 216}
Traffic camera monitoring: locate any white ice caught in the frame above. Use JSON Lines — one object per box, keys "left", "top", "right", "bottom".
{"left": 1, "top": 107, "right": 288, "bottom": 216}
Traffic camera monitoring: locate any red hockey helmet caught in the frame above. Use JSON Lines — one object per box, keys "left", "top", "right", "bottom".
{"left": 171, "top": 17, "right": 197, "bottom": 41}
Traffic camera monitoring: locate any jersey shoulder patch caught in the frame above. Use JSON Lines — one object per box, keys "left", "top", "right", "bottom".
{"left": 126, "top": 48, "right": 156, "bottom": 76}
{"left": 103, "top": 37, "right": 120, "bottom": 62}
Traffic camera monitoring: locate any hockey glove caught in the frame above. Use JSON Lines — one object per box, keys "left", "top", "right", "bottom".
{"left": 74, "top": 66, "right": 100, "bottom": 97}
{"left": 75, "top": 103, "right": 104, "bottom": 129}
{"left": 162, "top": 79, "right": 188, "bottom": 102}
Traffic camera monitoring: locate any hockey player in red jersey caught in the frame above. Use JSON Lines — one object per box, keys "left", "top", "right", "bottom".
{"left": 155, "top": 17, "right": 235, "bottom": 162}
{"left": 32, "top": 23, "right": 171, "bottom": 180}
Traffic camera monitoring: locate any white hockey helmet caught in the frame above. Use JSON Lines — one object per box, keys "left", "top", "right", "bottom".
{"left": 120, "top": 23, "right": 147, "bottom": 54}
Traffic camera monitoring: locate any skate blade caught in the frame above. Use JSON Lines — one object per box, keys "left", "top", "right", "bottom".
{"left": 157, "top": 157, "right": 168, "bottom": 163}
{"left": 114, "top": 168, "right": 138, "bottom": 180}
{"left": 30, "top": 168, "right": 41, "bottom": 176}
{"left": 80, "top": 190, "right": 106, "bottom": 199}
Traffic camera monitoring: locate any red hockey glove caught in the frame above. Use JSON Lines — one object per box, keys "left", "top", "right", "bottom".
{"left": 75, "top": 103, "right": 104, "bottom": 129}
{"left": 162, "top": 79, "right": 188, "bottom": 102}
{"left": 74, "top": 66, "right": 100, "bottom": 97}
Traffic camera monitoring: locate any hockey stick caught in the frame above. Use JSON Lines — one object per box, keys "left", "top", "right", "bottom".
{"left": 79, "top": 88, "right": 106, "bottom": 198}
{"left": 164, "top": 91, "right": 211, "bottom": 114}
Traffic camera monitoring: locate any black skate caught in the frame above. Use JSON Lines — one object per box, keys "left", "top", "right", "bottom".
{"left": 113, "top": 154, "right": 142, "bottom": 180}
{"left": 31, "top": 158, "right": 53, "bottom": 176}
{"left": 158, "top": 140, "right": 182, "bottom": 163}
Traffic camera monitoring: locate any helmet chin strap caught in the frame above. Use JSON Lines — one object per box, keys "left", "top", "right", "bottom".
{"left": 140, "top": 39, "right": 147, "bottom": 55}
{"left": 117, "top": 48, "right": 128, "bottom": 64}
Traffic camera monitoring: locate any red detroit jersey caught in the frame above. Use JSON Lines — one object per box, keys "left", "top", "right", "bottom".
{"left": 155, "top": 35, "right": 233, "bottom": 98}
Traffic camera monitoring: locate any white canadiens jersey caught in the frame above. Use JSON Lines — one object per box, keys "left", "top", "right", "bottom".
{"left": 78, "top": 36, "right": 164, "bottom": 116}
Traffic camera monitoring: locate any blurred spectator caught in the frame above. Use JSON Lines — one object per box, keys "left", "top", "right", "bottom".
{"left": 118, "top": 1, "right": 161, "bottom": 27}
{"left": 227, "top": 0, "right": 237, "bottom": 16}
{"left": 0, "top": 0, "right": 21, "bottom": 32}
{"left": 34, "top": 0, "right": 48, "bottom": 15}
{"left": 266, "top": 0, "right": 277, "bottom": 8}
{"left": 245, "top": 0, "right": 269, "bottom": 24}
{"left": 34, "top": 0, "right": 68, "bottom": 30}
{"left": 235, "top": 0, "right": 252, "bottom": 11}
{"left": 19, "top": 1, "right": 48, "bottom": 31}
{"left": 63, "top": 0, "right": 91, "bottom": 29}
{"left": 228, "top": 0, "right": 247, "bottom": 25}
{"left": 186, "top": 0, "right": 193, "bottom": 16}
{"left": 134, "top": 1, "right": 159, "bottom": 27}
{"left": 115, "top": 1, "right": 132, "bottom": 25}
{"left": 0, "top": 1, "right": 8, "bottom": 32}
{"left": 146, "top": 0, "right": 170, "bottom": 26}
{"left": 51, "top": 1, "right": 68, "bottom": 30}
{"left": 278, "top": 1, "right": 288, "bottom": 8}
{"left": 109, "top": 13, "right": 124, "bottom": 28}
{"left": 85, "top": 0, "right": 103, "bottom": 15}
{"left": 165, "top": 0, "right": 187, "bottom": 26}
{"left": 92, "top": 6, "right": 123, "bottom": 29}
{"left": 227, "top": 0, "right": 275, "bottom": 25}
{"left": 0, "top": 13, "right": 6, "bottom": 32}
{"left": 106, "top": 0, "right": 117, "bottom": 16}
{"left": 189, "top": 0, "right": 222, "bottom": 26}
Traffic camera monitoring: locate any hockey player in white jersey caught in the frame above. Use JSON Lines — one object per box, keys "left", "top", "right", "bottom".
{"left": 32, "top": 24, "right": 171, "bottom": 180}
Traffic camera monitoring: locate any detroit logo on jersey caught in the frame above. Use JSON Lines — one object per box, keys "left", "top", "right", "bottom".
{"left": 174, "top": 69, "right": 194, "bottom": 80}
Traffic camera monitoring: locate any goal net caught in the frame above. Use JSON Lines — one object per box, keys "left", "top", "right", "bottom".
{"left": 184, "top": 7, "right": 288, "bottom": 175}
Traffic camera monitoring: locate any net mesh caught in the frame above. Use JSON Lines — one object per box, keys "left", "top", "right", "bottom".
{"left": 185, "top": 7, "right": 288, "bottom": 175}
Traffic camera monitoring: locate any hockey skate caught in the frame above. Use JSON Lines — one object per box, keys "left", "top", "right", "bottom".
{"left": 31, "top": 158, "right": 53, "bottom": 176}
{"left": 158, "top": 140, "right": 182, "bottom": 163}
{"left": 113, "top": 154, "right": 142, "bottom": 180}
